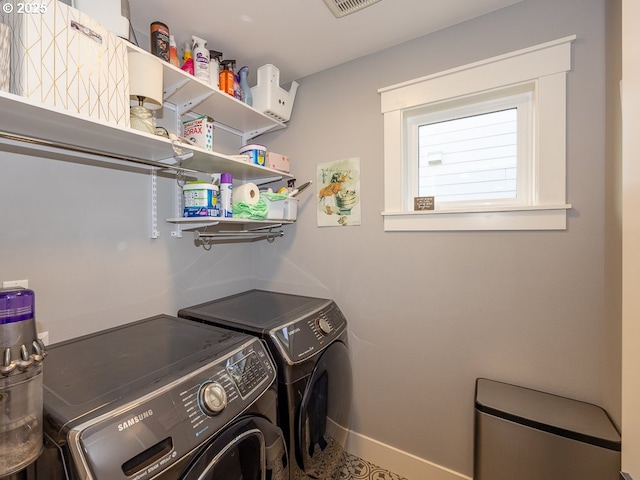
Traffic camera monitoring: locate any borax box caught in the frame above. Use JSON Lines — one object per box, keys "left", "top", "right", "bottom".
{"left": 182, "top": 116, "right": 214, "bottom": 151}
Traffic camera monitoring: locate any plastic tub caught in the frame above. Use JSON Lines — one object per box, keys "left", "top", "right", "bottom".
{"left": 183, "top": 182, "right": 219, "bottom": 217}
{"left": 239, "top": 144, "right": 266, "bottom": 167}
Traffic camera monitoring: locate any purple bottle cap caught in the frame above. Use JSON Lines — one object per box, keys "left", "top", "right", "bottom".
{"left": 0, "top": 288, "right": 35, "bottom": 324}
{"left": 221, "top": 173, "right": 232, "bottom": 184}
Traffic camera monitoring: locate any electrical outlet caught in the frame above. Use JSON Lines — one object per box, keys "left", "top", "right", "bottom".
{"left": 2, "top": 279, "right": 29, "bottom": 289}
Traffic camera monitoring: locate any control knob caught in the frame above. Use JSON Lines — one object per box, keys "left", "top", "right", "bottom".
{"left": 315, "top": 317, "right": 332, "bottom": 335}
{"left": 199, "top": 381, "right": 227, "bottom": 416}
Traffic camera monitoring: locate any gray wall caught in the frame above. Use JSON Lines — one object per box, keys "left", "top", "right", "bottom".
{"left": 0, "top": 149, "right": 256, "bottom": 342}
{"left": 0, "top": 0, "right": 616, "bottom": 477}
{"left": 254, "top": 0, "right": 614, "bottom": 475}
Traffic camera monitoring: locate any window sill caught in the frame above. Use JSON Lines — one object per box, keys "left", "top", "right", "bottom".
{"left": 381, "top": 204, "right": 572, "bottom": 231}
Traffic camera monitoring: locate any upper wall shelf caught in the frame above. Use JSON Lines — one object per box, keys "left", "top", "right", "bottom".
{"left": 127, "top": 43, "right": 286, "bottom": 140}
{"left": 0, "top": 89, "right": 293, "bottom": 182}
{"left": 0, "top": 42, "right": 290, "bottom": 182}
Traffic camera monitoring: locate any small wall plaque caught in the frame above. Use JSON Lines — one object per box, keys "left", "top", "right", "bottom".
{"left": 414, "top": 196, "right": 434, "bottom": 211}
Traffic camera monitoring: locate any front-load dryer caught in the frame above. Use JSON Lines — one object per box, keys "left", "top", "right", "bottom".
{"left": 178, "top": 290, "right": 353, "bottom": 480}
{"left": 34, "top": 315, "right": 288, "bottom": 480}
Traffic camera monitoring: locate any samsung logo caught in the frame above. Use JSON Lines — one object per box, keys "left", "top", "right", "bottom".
{"left": 117, "top": 409, "right": 154, "bottom": 432}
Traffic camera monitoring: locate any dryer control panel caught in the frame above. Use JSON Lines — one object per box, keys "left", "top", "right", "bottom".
{"left": 270, "top": 301, "right": 347, "bottom": 364}
{"left": 69, "top": 338, "right": 276, "bottom": 480}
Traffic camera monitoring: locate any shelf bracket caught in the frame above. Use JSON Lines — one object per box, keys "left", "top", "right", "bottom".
{"left": 163, "top": 78, "right": 190, "bottom": 103}
{"left": 177, "top": 91, "right": 216, "bottom": 117}
{"left": 242, "top": 124, "right": 284, "bottom": 144}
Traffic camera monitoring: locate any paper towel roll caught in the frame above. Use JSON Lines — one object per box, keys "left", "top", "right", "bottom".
{"left": 233, "top": 182, "right": 260, "bottom": 205}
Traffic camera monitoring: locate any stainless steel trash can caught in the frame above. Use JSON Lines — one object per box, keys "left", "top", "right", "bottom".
{"left": 474, "top": 378, "right": 621, "bottom": 480}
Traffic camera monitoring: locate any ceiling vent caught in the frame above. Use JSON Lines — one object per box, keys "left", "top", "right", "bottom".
{"left": 323, "top": 0, "right": 382, "bottom": 18}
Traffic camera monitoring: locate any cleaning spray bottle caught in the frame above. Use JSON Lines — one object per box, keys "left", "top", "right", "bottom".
{"left": 169, "top": 35, "right": 179, "bottom": 67}
{"left": 192, "top": 36, "right": 210, "bottom": 82}
{"left": 209, "top": 50, "right": 222, "bottom": 89}
{"left": 238, "top": 66, "right": 252, "bottom": 106}
{"left": 181, "top": 42, "right": 194, "bottom": 75}
{"left": 219, "top": 60, "right": 236, "bottom": 96}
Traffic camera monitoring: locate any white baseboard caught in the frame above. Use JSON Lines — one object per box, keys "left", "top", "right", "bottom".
{"left": 345, "top": 430, "right": 471, "bottom": 480}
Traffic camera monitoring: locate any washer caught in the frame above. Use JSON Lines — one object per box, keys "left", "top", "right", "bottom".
{"left": 178, "top": 289, "right": 353, "bottom": 479}
{"left": 33, "top": 314, "right": 288, "bottom": 480}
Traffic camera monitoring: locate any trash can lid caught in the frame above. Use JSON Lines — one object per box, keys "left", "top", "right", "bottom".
{"left": 475, "top": 378, "right": 621, "bottom": 451}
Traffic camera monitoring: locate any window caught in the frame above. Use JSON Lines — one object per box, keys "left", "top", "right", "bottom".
{"left": 379, "top": 36, "right": 575, "bottom": 231}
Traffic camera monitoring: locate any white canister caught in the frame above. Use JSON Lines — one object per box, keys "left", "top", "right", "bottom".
{"left": 239, "top": 144, "right": 266, "bottom": 167}
{"left": 183, "top": 182, "right": 219, "bottom": 217}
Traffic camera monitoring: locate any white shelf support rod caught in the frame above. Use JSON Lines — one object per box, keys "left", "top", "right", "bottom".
{"left": 150, "top": 169, "right": 160, "bottom": 239}
{"left": 171, "top": 173, "right": 185, "bottom": 238}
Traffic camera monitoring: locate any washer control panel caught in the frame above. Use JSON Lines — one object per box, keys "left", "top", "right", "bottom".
{"left": 271, "top": 301, "right": 347, "bottom": 364}
{"left": 73, "top": 338, "right": 276, "bottom": 480}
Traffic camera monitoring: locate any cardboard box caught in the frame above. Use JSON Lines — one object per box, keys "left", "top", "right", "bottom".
{"left": 266, "top": 151, "right": 290, "bottom": 173}
{"left": 0, "top": 0, "right": 130, "bottom": 127}
{"left": 182, "top": 116, "right": 214, "bottom": 151}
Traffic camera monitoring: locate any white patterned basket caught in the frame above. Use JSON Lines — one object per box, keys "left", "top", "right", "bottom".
{"left": 0, "top": 0, "right": 130, "bottom": 127}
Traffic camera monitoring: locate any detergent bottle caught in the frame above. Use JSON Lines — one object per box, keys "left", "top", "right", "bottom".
{"left": 238, "top": 66, "right": 252, "bottom": 106}
{"left": 181, "top": 42, "right": 194, "bottom": 75}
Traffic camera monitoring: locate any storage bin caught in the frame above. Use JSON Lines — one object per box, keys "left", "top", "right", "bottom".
{"left": 261, "top": 195, "right": 298, "bottom": 221}
{"left": 0, "top": 0, "right": 130, "bottom": 127}
{"left": 250, "top": 64, "right": 298, "bottom": 123}
{"left": 474, "top": 378, "right": 621, "bottom": 480}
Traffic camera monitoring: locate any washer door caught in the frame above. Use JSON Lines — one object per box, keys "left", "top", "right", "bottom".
{"left": 297, "top": 341, "right": 353, "bottom": 478}
{"left": 181, "top": 416, "right": 288, "bottom": 480}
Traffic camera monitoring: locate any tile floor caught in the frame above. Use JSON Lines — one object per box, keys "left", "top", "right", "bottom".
{"left": 331, "top": 452, "right": 409, "bottom": 480}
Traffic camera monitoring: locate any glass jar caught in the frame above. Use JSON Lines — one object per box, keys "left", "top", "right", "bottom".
{"left": 0, "top": 367, "right": 43, "bottom": 476}
{"left": 130, "top": 106, "right": 156, "bottom": 134}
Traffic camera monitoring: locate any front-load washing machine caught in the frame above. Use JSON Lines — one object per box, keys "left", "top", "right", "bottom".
{"left": 178, "top": 289, "right": 353, "bottom": 480}
{"left": 34, "top": 314, "right": 288, "bottom": 480}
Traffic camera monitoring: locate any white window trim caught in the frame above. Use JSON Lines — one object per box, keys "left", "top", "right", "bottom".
{"left": 379, "top": 35, "right": 575, "bottom": 231}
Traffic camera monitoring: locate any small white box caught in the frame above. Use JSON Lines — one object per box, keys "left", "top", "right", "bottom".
{"left": 250, "top": 64, "right": 298, "bottom": 123}
{"left": 0, "top": 0, "right": 130, "bottom": 127}
{"left": 266, "top": 151, "right": 290, "bottom": 173}
{"left": 262, "top": 195, "right": 298, "bottom": 221}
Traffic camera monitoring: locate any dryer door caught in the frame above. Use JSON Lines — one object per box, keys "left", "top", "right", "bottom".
{"left": 181, "top": 416, "right": 288, "bottom": 480}
{"left": 298, "top": 341, "right": 353, "bottom": 478}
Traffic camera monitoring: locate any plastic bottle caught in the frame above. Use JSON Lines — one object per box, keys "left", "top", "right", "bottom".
{"left": 192, "top": 36, "right": 210, "bottom": 82}
{"left": 169, "top": 35, "right": 179, "bottom": 67}
{"left": 209, "top": 50, "right": 222, "bottom": 89}
{"left": 238, "top": 66, "right": 252, "bottom": 106}
{"left": 181, "top": 42, "right": 194, "bottom": 75}
{"left": 219, "top": 60, "right": 235, "bottom": 96}
{"left": 220, "top": 173, "right": 233, "bottom": 218}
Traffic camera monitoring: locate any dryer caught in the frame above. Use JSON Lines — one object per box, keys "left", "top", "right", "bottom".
{"left": 34, "top": 314, "right": 288, "bottom": 480}
{"left": 178, "top": 289, "right": 353, "bottom": 480}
